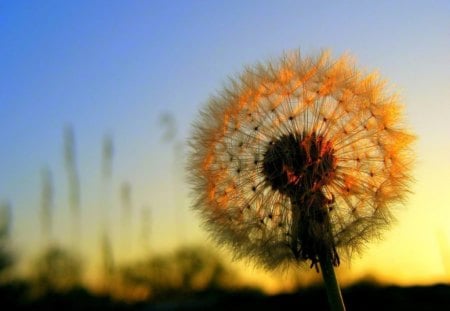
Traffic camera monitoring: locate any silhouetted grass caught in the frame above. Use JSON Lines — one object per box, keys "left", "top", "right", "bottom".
{"left": 140, "top": 282, "right": 450, "bottom": 311}
{"left": 1, "top": 274, "right": 449, "bottom": 310}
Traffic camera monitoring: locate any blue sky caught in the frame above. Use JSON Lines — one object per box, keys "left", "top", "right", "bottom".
{"left": 1, "top": 0, "right": 449, "bottom": 287}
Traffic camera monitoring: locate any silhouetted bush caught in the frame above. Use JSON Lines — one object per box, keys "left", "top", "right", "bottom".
{"left": 118, "top": 246, "right": 244, "bottom": 301}
{"left": 30, "top": 246, "right": 83, "bottom": 296}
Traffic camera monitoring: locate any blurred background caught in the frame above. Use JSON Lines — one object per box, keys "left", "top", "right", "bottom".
{"left": 0, "top": 0, "right": 449, "bottom": 309}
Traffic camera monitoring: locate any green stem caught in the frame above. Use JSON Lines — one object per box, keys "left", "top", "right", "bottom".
{"left": 319, "top": 253, "right": 346, "bottom": 311}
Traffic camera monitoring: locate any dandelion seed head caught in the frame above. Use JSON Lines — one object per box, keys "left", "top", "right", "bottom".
{"left": 188, "top": 50, "right": 414, "bottom": 270}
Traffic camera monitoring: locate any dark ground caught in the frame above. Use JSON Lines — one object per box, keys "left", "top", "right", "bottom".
{"left": 1, "top": 282, "right": 449, "bottom": 311}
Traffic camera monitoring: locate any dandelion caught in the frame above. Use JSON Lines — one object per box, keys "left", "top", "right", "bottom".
{"left": 188, "top": 50, "right": 414, "bottom": 310}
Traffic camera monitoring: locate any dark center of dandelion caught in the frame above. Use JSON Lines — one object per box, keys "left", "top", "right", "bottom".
{"left": 262, "top": 132, "right": 339, "bottom": 269}
{"left": 262, "top": 132, "right": 336, "bottom": 196}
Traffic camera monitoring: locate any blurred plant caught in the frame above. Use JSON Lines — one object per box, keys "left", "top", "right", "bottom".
{"left": 101, "top": 133, "right": 114, "bottom": 181}
{"left": 118, "top": 246, "right": 241, "bottom": 301}
{"left": 63, "top": 125, "right": 81, "bottom": 249}
{"left": 187, "top": 50, "right": 415, "bottom": 310}
{"left": 0, "top": 201, "right": 12, "bottom": 242}
{"left": 99, "top": 133, "right": 115, "bottom": 283}
{"left": 100, "top": 233, "right": 114, "bottom": 293}
{"left": 100, "top": 133, "right": 114, "bottom": 235}
{"left": 30, "top": 246, "right": 82, "bottom": 296}
{"left": 159, "top": 112, "right": 177, "bottom": 142}
{"left": 40, "top": 166, "right": 53, "bottom": 246}
{"left": 120, "top": 182, "right": 132, "bottom": 222}
{"left": 173, "top": 246, "right": 233, "bottom": 293}
{"left": 120, "top": 181, "right": 133, "bottom": 260}
{"left": 0, "top": 201, "right": 13, "bottom": 282}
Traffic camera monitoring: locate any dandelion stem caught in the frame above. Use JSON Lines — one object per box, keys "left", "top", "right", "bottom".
{"left": 319, "top": 252, "right": 346, "bottom": 311}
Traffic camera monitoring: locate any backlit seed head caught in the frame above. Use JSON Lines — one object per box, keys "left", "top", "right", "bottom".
{"left": 187, "top": 50, "right": 415, "bottom": 270}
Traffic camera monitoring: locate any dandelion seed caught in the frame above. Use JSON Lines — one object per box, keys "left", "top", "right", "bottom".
{"left": 187, "top": 50, "right": 414, "bottom": 309}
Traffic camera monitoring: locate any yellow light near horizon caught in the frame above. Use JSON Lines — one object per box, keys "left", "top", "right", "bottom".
{"left": 345, "top": 148, "right": 450, "bottom": 286}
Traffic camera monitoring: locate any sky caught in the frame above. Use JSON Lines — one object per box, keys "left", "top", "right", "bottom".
{"left": 0, "top": 0, "right": 449, "bottom": 291}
